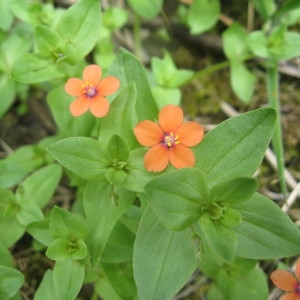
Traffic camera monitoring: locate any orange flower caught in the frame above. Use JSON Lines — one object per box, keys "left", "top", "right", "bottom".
{"left": 270, "top": 258, "right": 300, "bottom": 300}
{"left": 134, "top": 104, "right": 204, "bottom": 172}
{"left": 65, "top": 64, "right": 120, "bottom": 117}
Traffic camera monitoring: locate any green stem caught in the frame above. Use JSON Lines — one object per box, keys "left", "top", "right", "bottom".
{"left": 266, "top": 61, "right": 287, "bottom": 198}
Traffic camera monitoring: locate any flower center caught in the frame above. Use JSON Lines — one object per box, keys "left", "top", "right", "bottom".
{"left": 82, "top": 81, "right": 97, "bottom": 98}
{"left": 164, "top": 132, "right": 180, "bottom": 149}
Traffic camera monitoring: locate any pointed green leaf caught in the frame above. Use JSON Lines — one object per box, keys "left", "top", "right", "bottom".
{"left": 16, "top": 164, "right": 62, "bottom": 209}
{"left": 110, "top": 48, "right": 158, "bottom": 122}
{"left": 146, "top": 168, "right": 209, "bottom": 231}
{"left": 0, "top": 265, "right": 24, "bottom": 299}
{"left": 223, "top": 22, "right": 250, "bottom": 60}
{"left": 217, "top": 265, "right": 268, "bottom": 300}
{"left": 194, "top": 108, "right": 276, "bottom": 187}
{"left": 11, "top": 53, "right": 66, "bottom": 83}
{"left": 107, "top": 135, "right": 130, "bottom": 161}
{"left": 99, "top": 83, "right": 138, "bottom": 149}
{"left": 34, "top": 270, "right": 59, "bottom": 300}
{"left": 35, "top": 25, "right": 62, "bottom": 57}
{"left": 230, "top": 60, "right": 256, "bottom": 102}
{"left": 209, "top": 177, "right": 258, "bottom": 205}
{"left": 47, "top": 238, "right": 87, "bottom": 261}
{"left": 102, "top": 262, "right": 137, "bottom": 300}
{"left": 53, "top": 259, "right": 85, "bottom": 300}
{"left": 198, "top": 213, "right": 237, "bottom": 262}
{"left": 47, "top": 137, "right": 111, "bottom": 181}
{"left": 84, "top": 181, "right": 136, "bottom": 266}
{"left": 49, "top": 206, "right": 88, "bottom": 240}
{"left": 233, "top": 193, "right": 300, "bottom": 259}
{"left": 133, "top": 206, "right": 197, "bottom": 300}
{"left": 55, "top": 0, "right": 101, "bottom": 64}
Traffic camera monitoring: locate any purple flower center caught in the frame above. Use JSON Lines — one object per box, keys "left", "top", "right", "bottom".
{"left": 82, "top": 82, "right": 97, "bottom": 98}
{"left": 163, "top": 132, "right": 180, "bottom": 149}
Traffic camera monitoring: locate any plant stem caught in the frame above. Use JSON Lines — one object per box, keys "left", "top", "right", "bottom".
{"left": 266, "top": 60, "right": 287, "bottom": 198}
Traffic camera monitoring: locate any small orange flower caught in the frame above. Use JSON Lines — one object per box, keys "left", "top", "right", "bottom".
{"left": 65, "top": 64, "right": 120, "bottom": 117}
{"left": 270, "top": 258, "right": 300, "bottom": 300}
{"left": 134, "top": 104, "right": 204, "bottom": 172}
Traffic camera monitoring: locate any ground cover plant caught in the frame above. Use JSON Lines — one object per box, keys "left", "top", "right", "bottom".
{"left": 0, "top": 0, "right": 300, "bottom": 299}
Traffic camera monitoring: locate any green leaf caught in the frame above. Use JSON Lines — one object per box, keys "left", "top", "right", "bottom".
{"left": 127, "top": 0, "right": 163, "bottom": 19}
{"left": 151, "top": 52, "right": 194, "bottom": 88}
{"left": 0, "top": 265, "right": 24, "bottom": 300}
{"left": 53, "top": 259, "right": 85, "bottom": 300}
{"left": 0, "top": 76, "right": 16, "bottom": 118}
{"left": 49, "top": 206, "right": 88, "bottom": 240}
{"left": 47, "top": 238, "right": 87, "bottom": 261}
{"left": 27, "top": 220, "right": 53, "bottom": 247}
{"left": 110, "top": 48, "right": 158, "bottom": 122}
{"left": 99, "top": 83, "right": 138, "bottom": 149}
{"left": 151, "top": 87, "right": 181, "bottom": 109}
{"left": 233, "top": 193, "right": 300, "bottom": 259}
{"left": 222, "top": 22, "right": 250, "bottom": 60}
{"left": 102, "top": 262, "right": 136, "bottom": 300}
{"left": 198, "top": 213, "right": 237, "bottom": 262}
{"left": 272, "top": 0, "right": 300, "bottom": 23}
{"left": 101, "top": 221, "right": 135, "bottom": 263}
{"left": 47, "top": 137, "right": 111, "bottom": 182}
{"left": 107, "top": 135, "right": 130, "bottom": 161}
{"left": 16, "top": 164, "right": 62, "bottom": 209}
{"left": 194, "top": 108, "right": 276, "bottom": 187}
{"left": 84, "top": 181, "right": 136, "bottom": 266}
{"left": 146, "top": 168, "right": 209, "bottom": 231}
{"left": 54, "top": 0, "right": 101, "bottom": 64}
{"left": 0, "top": 240, "right": 13, "bottom": 267}
{"left": 0, "top": 0, "right": 14, "bottom": 30}
{"left": 0, "top": 217, "right": 25, "bottom": 247}
{"left": 247, "top": 31, "right": 269, "bottom": 58}
{"left": 269, "top": 31, "right": 300, "bottom": 60}
{"left": 16, "top": 201, "right": 44, "bottom": 226}
{"left": 209, "top": 177, "right": 258, "bottom": 205}
{"left": 229, "top": 60, "right": 256, "bottom": 102}
{"left": 133, "top": 206, "right": 197, "bottom": 300}
{"left": 252, "top": 0, "right": 276, "bottom": 21}
{"left": 35, "top": 25, "right": 62, "bottom": 57}
{"left": 34, "top": 270, "right": 59, "bottom": 300}
{"left": 11, "top": 53, "right": 66, "bottom": 84}
{"left": 187, "top": 0, "right": 220, "bottom": 34}
{"left": 217, "top": 265, "right": 268, "bottom": 300}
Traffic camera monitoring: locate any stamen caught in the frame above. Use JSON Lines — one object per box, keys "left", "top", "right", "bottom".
{"left": 82, "top": 81, "right": 97, "bottom": 98}
{"left": 163, "top": 132, "right": 180, "bottom": 149}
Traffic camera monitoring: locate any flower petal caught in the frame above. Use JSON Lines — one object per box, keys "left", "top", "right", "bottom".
{"left": 83, "top": 64, "right": 102, "bottom": 85}
{"left": 97, "top": 76, "right": 120, "bottom": 96}
{"left": 65, "top": 78, "right": 84, "bottom": 96}
{"left": 169, "top": 145, "right": 195, "bottom": 169}
{"left": 158, "top": 104, "right": 183, "bottom": 133}
{"left": 271, "top": 270, "right": 298, "bottom": 291}
{"left": 295, "top": 258, "right": 300, "bottom": 281}
{"left": 134, "top": 120, "right": 163, "bottom": 147}
{"left": 177, "top": 121, "right": 204, "bottom": 147}
{"left": 280, "top": 292, "right": 300, "bottom": 300}
{"left": 70, "top": 96, "right": 90, "bottom": 116}
{"left": 89, "top": 95, "right": 109, "bottom": 118}
{"left": 144, "top": 144, "right": 169, "bottom": 172}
